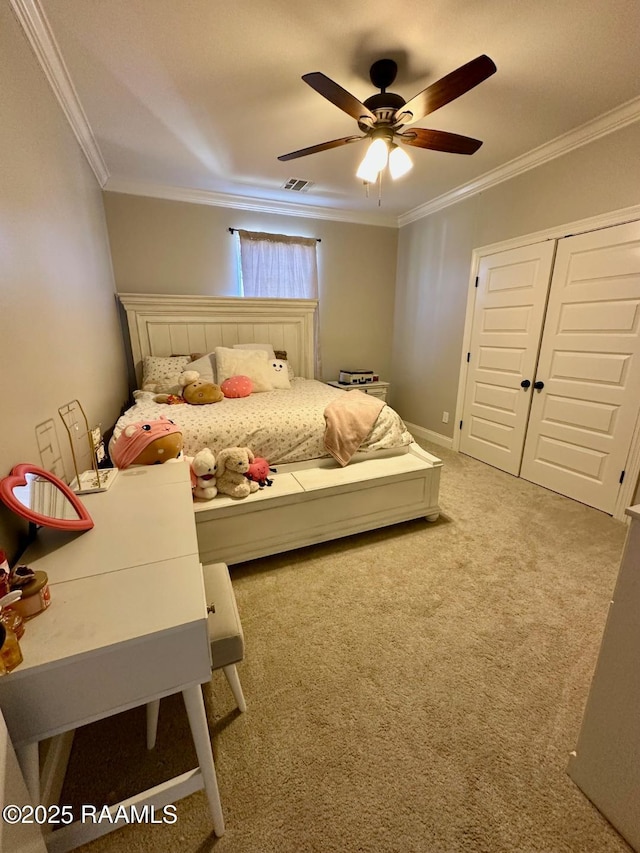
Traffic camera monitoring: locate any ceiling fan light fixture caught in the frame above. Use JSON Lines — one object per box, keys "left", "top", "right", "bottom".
{"left": 356, "top": 137, "right": 389, "bottom": 182}
{"left": 388, "top": 144, "right": 413, "bottom": 179}
{"left": 280, "top": 55, "right": 496, "bottom": 200}
{"left": 356, "top": 158, "right": 380, "bottom": 184}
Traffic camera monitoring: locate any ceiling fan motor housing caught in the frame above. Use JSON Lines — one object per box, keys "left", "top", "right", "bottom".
{"left": 359, "top": 92, "right": 406, "bottom": 131}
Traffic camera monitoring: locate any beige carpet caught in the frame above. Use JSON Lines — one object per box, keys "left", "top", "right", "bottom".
{"left": 61, "top": 442, "right": 633, "bottom": 853}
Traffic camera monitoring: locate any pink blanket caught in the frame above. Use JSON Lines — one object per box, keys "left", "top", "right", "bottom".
{"left": 323, "top": 390, "right": 385, "bottom": 466}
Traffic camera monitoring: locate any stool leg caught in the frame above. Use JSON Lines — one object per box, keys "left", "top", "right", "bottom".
{"left": 146, "top": 699, "right": 160, "bottom": 750}
{"left": 222, "top": 664, "right": 247, "bottom": 713}
{"left": 182, "top": 684, "right": 225, "bottom": 837}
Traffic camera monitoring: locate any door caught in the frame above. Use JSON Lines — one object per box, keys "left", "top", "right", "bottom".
{"left": 520, "top": 220, "right": 640, "bottom": 513}
{"left": 568, "top": 514, "right": 640, "bottom": 851}
{"left": 459, "top": 241, "right": 555, "bottom": 474}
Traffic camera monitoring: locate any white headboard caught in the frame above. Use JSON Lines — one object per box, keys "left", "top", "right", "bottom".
{"left": 117, "top": 293, "right": 318, "bottom": 386}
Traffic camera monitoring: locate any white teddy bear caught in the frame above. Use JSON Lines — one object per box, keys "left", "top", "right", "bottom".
{"left": 189, "top": 448, "right": 218, "bottom": 500}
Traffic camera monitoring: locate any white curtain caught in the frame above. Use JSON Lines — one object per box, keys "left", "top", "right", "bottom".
{"left": 237, "top": 230, "right": 318, "bottom": 299}
{"left": 237, "top": 230, "right": 321, "bottom": 376}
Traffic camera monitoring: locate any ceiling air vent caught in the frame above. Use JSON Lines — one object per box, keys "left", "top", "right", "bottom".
{"left": 282, "top": 178, "right": 314, "bottom": 193}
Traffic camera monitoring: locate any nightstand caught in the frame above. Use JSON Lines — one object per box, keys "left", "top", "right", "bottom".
{"left": 327, "top": 380, "right": 390, "bottom": 402}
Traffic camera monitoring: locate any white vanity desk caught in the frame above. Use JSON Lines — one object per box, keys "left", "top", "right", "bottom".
{"left": 0, "top": 462, "right": 225, "bottom": 851}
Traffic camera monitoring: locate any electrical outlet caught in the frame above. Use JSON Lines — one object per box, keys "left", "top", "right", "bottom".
{"left": 442, "top": 411, "right": 449, "bottom": 424}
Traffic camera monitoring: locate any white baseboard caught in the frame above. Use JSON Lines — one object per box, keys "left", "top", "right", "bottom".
{"left": 404, "top": 422, "right": 454, "bottom": 450}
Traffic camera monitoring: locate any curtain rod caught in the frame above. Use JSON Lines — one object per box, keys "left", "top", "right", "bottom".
{"left": 228, "top": 228, "right": 320, "bottom": 242}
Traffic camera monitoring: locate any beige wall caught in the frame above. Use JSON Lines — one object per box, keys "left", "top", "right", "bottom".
{"left": 0, "top": 5, "right": 128, "bottom": 560}
{"left": 392, "top": 121, "right": 640, "bottom": 444}
{"left": 102, "top": 194, "right": 398, "bottom": 382}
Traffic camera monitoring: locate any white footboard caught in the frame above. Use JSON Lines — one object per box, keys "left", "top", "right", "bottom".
{"left": 193, "top": 443, "right": 442, "bottom": 565}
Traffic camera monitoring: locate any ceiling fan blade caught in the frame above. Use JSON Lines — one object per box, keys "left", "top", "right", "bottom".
{"left": 278, "top": 135, "right": 364, "bottom": 162}
{"left": 399, "top": 128, "right": 483, "bottom": 155}
{"left": 394, "top": 54, "right": 496, "bottom": 126}
{"left": 302, "top": 72, "right": 376, "bottom": 125}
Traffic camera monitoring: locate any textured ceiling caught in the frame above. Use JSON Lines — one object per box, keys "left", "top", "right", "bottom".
{"left": 34, "top": 0, "right": 640, "bottom": 222}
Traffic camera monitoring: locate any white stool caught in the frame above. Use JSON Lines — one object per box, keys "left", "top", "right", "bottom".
{"left": 146, "top": 562, "right": 246, "bottom": 750}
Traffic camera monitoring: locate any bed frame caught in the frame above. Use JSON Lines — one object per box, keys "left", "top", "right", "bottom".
{"left": 117, "top": 293, "right": 442, "bottom": 565}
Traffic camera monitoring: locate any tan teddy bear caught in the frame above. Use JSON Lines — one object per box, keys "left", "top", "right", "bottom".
{"left": 215, "top": 447, "right": 260, "bottom": 499}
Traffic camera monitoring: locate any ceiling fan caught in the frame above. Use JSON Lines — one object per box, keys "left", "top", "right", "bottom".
{"left": 278, "top": 55, "right": 497, "bottom": 183}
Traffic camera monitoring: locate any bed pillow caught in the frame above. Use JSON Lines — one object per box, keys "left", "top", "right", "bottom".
{"left": 215, "top": 347, "right": 274, "bottom": 392}
{"left": 141, "top": 355, "right": 191, "bottom": 392}
{"left": 267, "top": 358, "right": 291, "bottom": 390}
{"left": 187, "top": 352, "right": 216, "bottom": 383}
{"left": 221, "top": 375, "right": 253, "bottom": 398}
{"left": 274, "top": 350, "right": 295, "bottom": 381}
{"left": 233, "top": 342, "right": 276, "bottom": 358}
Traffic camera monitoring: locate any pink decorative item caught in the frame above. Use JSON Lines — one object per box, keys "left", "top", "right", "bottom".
{"left": 245, "top": 457, "right": 275, "bottom": 488}
{"left": 0, "top": 464, "right": 94, "bottom": 531}
{"left": 110, "top": 417, "right": 183, "bottom": 468}
{"left": 221, "top": 375, "right": 253, "bottom": 398}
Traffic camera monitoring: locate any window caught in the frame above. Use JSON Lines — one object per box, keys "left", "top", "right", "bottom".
{"left": 235, "top": 230, "right": 319, "bottom": 299}
{"left": 234, "top": 229, "right": 321, "bottom": 376}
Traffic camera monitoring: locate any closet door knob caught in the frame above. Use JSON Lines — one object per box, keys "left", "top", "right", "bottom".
{"left": 533, "top": 380, "right": 545, "bottom": 391}
{"left": 520, "top": 379, "right": 531, "bottom": 389}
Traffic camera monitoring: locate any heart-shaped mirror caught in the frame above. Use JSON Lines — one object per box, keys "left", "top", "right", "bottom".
{"left": 0, "top": 464, "right": 93, "bottom": 531}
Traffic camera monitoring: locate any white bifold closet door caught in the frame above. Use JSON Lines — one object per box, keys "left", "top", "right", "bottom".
{"left": 460, "top": 219, "right": 640, "bottom": 514}
{"left": 520, "top": 220, "right": 640, "bottom": 513}
{"left": 459, "top": 241, "right": 555, "bottom": 475}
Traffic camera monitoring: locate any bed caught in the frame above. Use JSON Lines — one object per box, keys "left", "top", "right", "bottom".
{"left": 116, "top": 380, "right": 414, "bottom": 464}
{"left": 116, "top": 293, "right": 442, "bottom": 565}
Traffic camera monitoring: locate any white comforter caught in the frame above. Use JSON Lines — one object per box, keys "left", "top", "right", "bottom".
{"left": 112, "top": 378, "right": 413, "bottom": 464}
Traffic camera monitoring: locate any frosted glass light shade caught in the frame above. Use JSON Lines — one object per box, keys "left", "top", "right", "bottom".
{"left": 356, "top": 138, "right": 389, "bottom": 182}
{"left": 356, "top": 158, "right": 380, "bottom": 183}
{"left": 389, "top": 145, "right": 413, "bottom": 179}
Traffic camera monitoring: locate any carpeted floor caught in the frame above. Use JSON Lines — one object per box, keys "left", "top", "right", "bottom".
{"left": 60, "top": 442, "right": 633, "bottom": 853}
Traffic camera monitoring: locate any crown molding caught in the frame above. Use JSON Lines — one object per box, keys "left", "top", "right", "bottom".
{"left": 103, "top": 179, "right": 399, "bottom": 227}
{"left": 398, "top": 95, "right": 640, "bottom": 227}
{"left": 472, "top": 202, "right": 640, "bottom": 257}
{"left": 11, "top": 0, "right": 109, "bottom": 186}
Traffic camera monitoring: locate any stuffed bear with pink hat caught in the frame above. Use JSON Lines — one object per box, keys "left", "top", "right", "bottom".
{"left": 110, "top": 417, "right": 183, "bottom": 468}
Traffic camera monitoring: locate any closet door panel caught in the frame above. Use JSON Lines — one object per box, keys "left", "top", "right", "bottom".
{"left": 459, "top": 241, "right": 555, "bottom": 474}
{"left": 520, "top": 220, "right": 640, "bottom": 513}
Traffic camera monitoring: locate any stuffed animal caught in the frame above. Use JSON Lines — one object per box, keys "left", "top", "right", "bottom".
{"left": 221, "top": 375, "right": 253, "bottom": 398}
{"left": 110, "top": 417, "right": 183, "bottom": 468}
{"left": 216, "top": 447, "right": 260, "bottom": 498}
{"left": 188, "top": 448, "right": 217, "bottom": 500}
{"left": 245, "top": 456, "right": 276, "bottom": 488}
{"left": 155, "top": 370, "right": 224, "bottom": 405}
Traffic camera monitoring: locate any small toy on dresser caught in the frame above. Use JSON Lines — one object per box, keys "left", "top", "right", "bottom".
{"left": 216, "top": 447, "right": 260, "bottom": 499}
{"left": 187, "top": 448, "right": 218, "bottom": 500}
{"left": 110, "top": 417, "right": 183, "bottom": 468}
